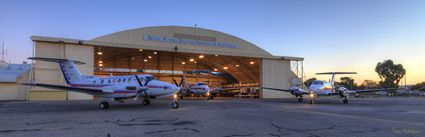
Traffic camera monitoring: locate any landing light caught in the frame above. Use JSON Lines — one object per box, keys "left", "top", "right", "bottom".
{"left": 148, "top": 56, "right": 152, "bottom": 59}
{"left": 223, "top": 67, "right": 228, "bottom": 70}
{"left": 139, "top": 49, "right": 143, "bottom": 51}
{"left": 189, "top": 58, "right": 195, "bottom": 62}
{"left": 309, "top": 93, "right": 315, "bottom": 98}
{"left": 97, "top": 52, "right": 103, "bottom": 55}
{"left": 99, "top": 64, "right": 103, "bottom": 67}
{"left": 213, "top": 68, "right": 218, "bottom": 71}
{"left": 235, "top": 64, "right": 240, "bottom": 67}
{"left": 154, "top": 52, "right": 158, "bottom": 54}
{"left": 182, "top": 62, "right": 186, "bottom": 65}
{"left": 98, "top": 61, "right": 103, "bottom": 63}
{"left": 199, "top": 55, "right": 204, "bottom": 58}
{"left": 144, "top": 59, "right": 148, "bottom": 62}
{"left": 214, "top": 54, "right": 218, "bottom": 56}
{"left": 173, "top": 94, "right": 178, "bottom": 99}
{"left": 250, "top": 61, "right": 255, "bottom": 65}
{"left": 131, "top": 57, "right": 135, "bottom": 60}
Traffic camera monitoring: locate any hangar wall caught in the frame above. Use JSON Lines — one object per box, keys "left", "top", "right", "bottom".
{"left": 29, "top": 41, "right": 94, "bottom": 100}
{"left": 261, "top": 59, "right": 293, "bottom": 98}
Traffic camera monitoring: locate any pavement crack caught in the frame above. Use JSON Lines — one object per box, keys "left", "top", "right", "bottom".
{"left": 145, "top": 127, "right": 199, "bottom": 135}
{"left": 0, "top": 129, "right": 41, "bottom": 133}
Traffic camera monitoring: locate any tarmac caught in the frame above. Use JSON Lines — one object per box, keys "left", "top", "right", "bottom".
{"left": 0, "top": 97, "right": 424, "bottom": 137}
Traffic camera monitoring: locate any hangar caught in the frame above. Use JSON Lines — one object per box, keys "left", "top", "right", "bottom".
{"left": 29, "top": 26, "right": 304, "bottom": 100}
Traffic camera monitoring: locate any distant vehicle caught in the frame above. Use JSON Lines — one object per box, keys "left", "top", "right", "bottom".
{"left": 263, "top": 72, "right": 400, "bottom": 104}
{"left": 23, "top": 57, "right": 181, "bottom": 109}
{"left": 398, "top": 90, "right": 425, "bottom": 96}
{"left": 173, "top": 76, "right": 212, "bottom": 100}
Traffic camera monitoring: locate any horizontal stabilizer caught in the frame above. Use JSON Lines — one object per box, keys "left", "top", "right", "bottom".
{"left": 316, "top": 72, "right": 357, "bottom": 75}
{"left": 28, "top": 57, "right": 86, "bottom": 65}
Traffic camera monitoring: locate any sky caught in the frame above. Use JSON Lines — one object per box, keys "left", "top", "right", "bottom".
{"left": 0, "top": 0, "right": 424, "bottom": 84}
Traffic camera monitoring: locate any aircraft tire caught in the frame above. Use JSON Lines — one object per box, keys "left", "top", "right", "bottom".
{"left": 143, "top": 99, "right": 150, "bottom": 105}
{"left": 310, "top": 99, "right": 314, "bottom": 104}
{"left": 172, "top": 102, "right": 179, "bottom": 109}
{"left": 298, "top": 98, "right": 303, "bottom": 102}
{"left": 99, "top": 102, "right": 109, "bottom": 109}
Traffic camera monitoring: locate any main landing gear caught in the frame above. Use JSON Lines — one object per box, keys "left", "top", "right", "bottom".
{"left": 99, "top": 101, "right": 109, "bottom": 109}
{"left": 143, "top": 99, "right": 150, "bottom": 105}
{"left": 297, "top": 97, "right": 303, "bottom": 102}
{"left": 172, "top": 101, "right": 179, "bottom": 109}
{"left": 342, "top": 97, "right": 349, "bottom": 104}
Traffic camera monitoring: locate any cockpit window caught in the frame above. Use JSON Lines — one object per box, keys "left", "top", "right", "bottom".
{"left": 312, "top": 81, "right": 324, "bottom": 85}
{"left": 197, "top": 83, "right": 206, "bottom": 86}
{"left": 146, "top": 76, "right": 155, "bottom": 81}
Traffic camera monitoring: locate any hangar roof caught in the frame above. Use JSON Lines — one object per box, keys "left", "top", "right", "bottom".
{"left": 31, "top": 26, "right": 303, "bottom": 61}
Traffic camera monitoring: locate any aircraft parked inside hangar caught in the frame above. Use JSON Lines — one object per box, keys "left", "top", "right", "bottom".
{"left": 173, "top": 76, "right": 213, "bottom": 100}
{"left": 23, "top": 57, "right": 181, "bottom": 109}
{"left": 263, "top": 72, "right": 399, "bottom": 104}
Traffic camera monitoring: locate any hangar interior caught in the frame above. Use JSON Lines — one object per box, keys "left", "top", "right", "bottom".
{"left": 94, "top": 46, "right": 261, "bottom": 96}
{"left": 28, "top": 26, "right": 304, "bottom": 100}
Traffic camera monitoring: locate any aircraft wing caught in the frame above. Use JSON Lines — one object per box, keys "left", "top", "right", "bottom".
{"left": 22, "top": 83, "right": 111, "bottom": 95}
{"left": 351, "top": 88, "right": 400, "bottom": 93}
{"left": 262, "top": 87, "right": 292, "bottom": 92}
{"left": 262, "top": 87, "right": 309, "bottom": 94}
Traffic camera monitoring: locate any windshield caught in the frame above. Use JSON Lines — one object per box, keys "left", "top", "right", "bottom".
{"left": 312, "top": 81, "right": 324, "bottom": 85}
{"left": 197, "top": 83, "right": 206, "bottom": 86}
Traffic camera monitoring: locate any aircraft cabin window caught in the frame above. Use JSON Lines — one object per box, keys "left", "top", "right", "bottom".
{"left": 118, "top": 79, "right": 122, "bottom": 83}
{"left": 123, "top": 78, "right": 127, "bottom": 83}
{"left": 108, "top": 79, "right": 111, "bottom": 83}
{"left": 113, "top": 79, "right": 116, "bottom": 83}
{"left": 128, "top": 78, "right": 131, "bottom": 83}
{"left": 101, "top": 79, "right": 104, "bottom": 84}
{"left": 312, "top": 81, "right": 323, "bottom": 85}
{"left": 93, "top": 80, "right": 96, "bottom": 84}
{"left": 198, "top": 83, "right": 206, "bottom": 86}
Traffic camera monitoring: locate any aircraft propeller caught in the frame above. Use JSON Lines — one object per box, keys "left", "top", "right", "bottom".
{"left": 134, "top": 75, "right": 151, "bottom": 101}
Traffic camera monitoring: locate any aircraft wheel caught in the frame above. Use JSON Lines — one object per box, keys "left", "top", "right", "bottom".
{"left": 310, "top": 99, "right": 314, "bottom": 104}
{"left": 210, "top": 96, "right": 214, "bottom": 100}
{"left": 343, "top": 99, "right": 349, "bottom": 104}
{"left": 172, "top": 102, "right": 179, "bottom": 109}
{"left": 143, "top": 99, "right": 150, "bottom": 105}
{"left": 99, "top": 102, "right": 109, "bottom": 109}
{"left": 298, "top": 98, "right": 303, "bottom": 102}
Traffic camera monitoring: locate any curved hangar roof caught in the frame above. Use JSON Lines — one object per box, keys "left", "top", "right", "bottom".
{"left": 91, "top": 26, "right": 302, "bottom": 60}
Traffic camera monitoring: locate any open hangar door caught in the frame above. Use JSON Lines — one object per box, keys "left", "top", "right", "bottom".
{"left": 94, "top": 46, "right": 261, "bottom": 98}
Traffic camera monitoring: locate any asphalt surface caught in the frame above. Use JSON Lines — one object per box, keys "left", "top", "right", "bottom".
{"left": 0, "top": 97, "right": 424, "bottom": 137}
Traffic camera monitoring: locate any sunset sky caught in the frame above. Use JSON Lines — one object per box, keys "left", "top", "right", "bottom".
{"left": 0, "top": 0, "right": 424, "bottom": 84}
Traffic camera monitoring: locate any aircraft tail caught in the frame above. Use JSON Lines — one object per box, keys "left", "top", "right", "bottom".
{"left": 316, "top": 72, "right": 357, "bottom": 85}
{"left": 28, "top": 57, "right": 85, "bottom": 84}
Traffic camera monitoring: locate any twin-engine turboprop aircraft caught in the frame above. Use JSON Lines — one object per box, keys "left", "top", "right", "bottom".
{"left": 263, "top": 72, "right": 399, "bottom": 104}
{"left": 173, "top": 76, "right": 213, "bottom": 100}
{"left": 23, "top": 57, "right": 181, "bottom": 109}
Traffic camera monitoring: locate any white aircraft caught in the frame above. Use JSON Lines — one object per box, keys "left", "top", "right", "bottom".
{"left": 263, "top": 72, "right": 399, "bottom": 104}
{"left": 23, "top": 57, "right": 181, "bottom": 109}
{"left": 173, "top": 76, "right": 212, "bottom": 100}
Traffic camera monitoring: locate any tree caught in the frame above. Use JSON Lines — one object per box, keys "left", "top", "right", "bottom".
{"left": 412, "top": 82, "right": 425, "bottom": 91}
{"left": 375, "top": 59, "right": 406, "bottom": 88}
{"left": 336, "top": 77, "right": 358, "bottom": 90}
{"left": 359, "top": 80, "right": 380, "bottom": 89}
{"left": 304, "top": 77, "right": 317, "bottom": 87}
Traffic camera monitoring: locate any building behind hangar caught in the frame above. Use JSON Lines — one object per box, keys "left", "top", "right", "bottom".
{"left": 29, "top": 26, "right": 304, "bottom": 100}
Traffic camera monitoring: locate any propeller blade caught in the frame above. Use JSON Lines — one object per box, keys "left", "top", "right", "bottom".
{"left": 144, "top": 79, "right": 151, "bottom": 86}
{"left": 173, "top": 79, "right": 179, "bottom": 87}
{"left": 178, "top": 78, "right": 184, "bottom": 87}
{"left": 135, "top": 75, "right": 144, "bottom": 87}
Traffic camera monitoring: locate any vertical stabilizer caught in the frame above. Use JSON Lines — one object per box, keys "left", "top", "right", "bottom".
{"left": 28, "top": 57, "right": 85, "bottom": 84}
